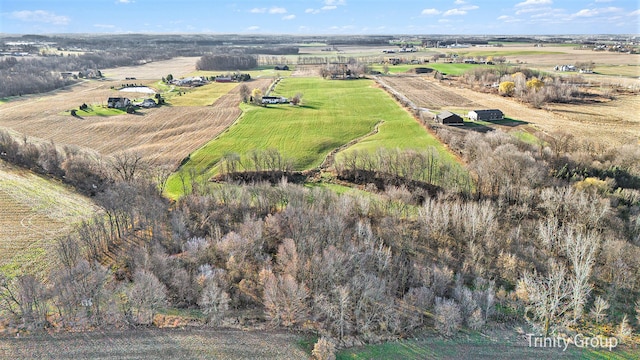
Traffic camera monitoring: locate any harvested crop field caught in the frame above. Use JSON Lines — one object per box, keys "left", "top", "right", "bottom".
{"left": 0, "top": 328, "right": 308, "bottom": 359}
{"left": 101, "top": 57, "right": 200, "bottom": 80}
{"left": 443, "top": 83, "right": 640, "bottom": 146}
{"left": 383, "top": 75, "right": 640, "bottom": 147}
{"left": 0, "top": 77, "right": 273, "bottom": 166}
{"left": 0, "top": 161, "right": 99, "bottom": 277}
{"left": 378, "top": 75, "right": 477, "bottom": 110}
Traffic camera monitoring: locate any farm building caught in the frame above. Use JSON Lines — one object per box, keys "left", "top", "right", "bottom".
{"left": 261, "top": 96, "right": 289, "bottom": 104}
{"left": 274, "top": 65, "right": 289, "bottom": 71}
{"left": 107, "top": 97, "right": 131, "bottom": 109}
{"left": 176, "top": 77, "right": 207, "bottom": 86}
{"left": 435, "top": 111, "right": 463, "bottom": 125}
{"left": 468, "top": 109, "right": 504, "bottom": 121}
{"left": 139, "top": 98, "right": 157, "bottom": 108}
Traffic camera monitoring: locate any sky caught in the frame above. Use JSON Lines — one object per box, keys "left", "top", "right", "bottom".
{"left": 0, "top": 0, "right": 638, "bottom": 35}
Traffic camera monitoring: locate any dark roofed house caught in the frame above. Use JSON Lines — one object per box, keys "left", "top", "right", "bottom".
{"left": 468, "top": 109, "right": 504, "bottom": 122}
{"left": 274, "top": 65, "right": 289, "bottom": 71}
{"left": 107, "top": 97, "right": 131, "bottom": 109}
{"left": 435, "top": 111, "right": 463, "bottom": 125}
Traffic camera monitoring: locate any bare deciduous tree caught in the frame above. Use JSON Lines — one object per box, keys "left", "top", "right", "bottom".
{"left": 434, "top": 297, "right": 462, "bottom": 337}
{"left": 111, "top": 151, "right": 145, "bottom": 182}
{"left": 517, "top": 260, "right": 571, "bottom": 336}
{"left": 261, "top": 269, "right": 308, "bottom": 327}
{"left": 198, "top": 280, "right": 230, "bottom": 325}
{"left": 125, "top": 270, "right": 167, "bottom": 325}
{"left": 589, "top": 296, "right": 609, "bottom": 324}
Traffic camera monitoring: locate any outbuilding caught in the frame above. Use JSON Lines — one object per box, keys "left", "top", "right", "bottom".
{"left": 468, "top": 109, "right": 504, "bottom": 122}
{"left": 435, "top": 111, "right": 463, "bottom": 125}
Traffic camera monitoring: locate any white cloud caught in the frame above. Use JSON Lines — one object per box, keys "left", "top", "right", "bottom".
{"left": 454, "top": 0, "right": 466, "bottom": 4}
{"left": 521, "top": 7, "right": 550, "bottom": 13}
{"left": 322, "top": 5, "right": 337, "bottom": 10}
{"left": 421, "top": 8, "right": 441, "bottom": 15}
{"left": 116, "top": 0, "right": 132, "bottom": 3}
{"left": 515, "top": 0, "right": 552, "bottom": 7}
{"left": 497, "top": 15, "right": 519, "bottom": 23}
{"left": 247, "top": 26, "right": 260, "bottom": 31}
{"left": 630, "top": 10, "right": 640, "bottom": 16}
{"left": 250, "top": 8, "right": 266, "bottom": 13}
{"left": 94, "top": 24, "right": 116, "bottom": 28}
{"left": 572, "top": 7, "right": 622, "bottom": 17}
{"left": 305, "top": 8, "right": 320, "bottom": 14}
{"left": 443, "top": 9, "right": 467, "bottom": 16}
{"left": 269, "top": 7, "right": 287, "bottom": 14}
{"left": 11, "top": 10, "right": 69, "bottom": 25}
{"left": 594, "top": 0, "right": 613, "bottom": 2}
{"left": 325, "top": 0, "right": 346, "bottom": 5}
{"left": 461, "top": 5, "right": 479, "bottom": 10}
{"left": 282, "top": 14, "right": 296, "bottom": 20}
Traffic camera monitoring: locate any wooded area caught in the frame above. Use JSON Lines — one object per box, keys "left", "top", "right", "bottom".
{"left": 0, "top": 124, "right": 638, "bottom": 347}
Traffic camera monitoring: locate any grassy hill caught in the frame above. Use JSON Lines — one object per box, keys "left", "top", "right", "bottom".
{"left": 0, "top": 161, "right": 99, "bottom": 278}
{"left": 165, "top": 77, "right": 464, "bottom": 198}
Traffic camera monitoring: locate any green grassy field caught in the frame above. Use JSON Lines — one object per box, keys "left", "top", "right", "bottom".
{"left": 0, "top": 162, "right": 99, "bottom": 278}
{"left": 593, "top": 65, "right": 640, "bottom": 78}
{"left": 371, "top": 63, "right": 493, "bottom": 76}
{"left": 166, "top": 78, "right": 384, "bottom": 197}
{"left": 165, "top": 77, "right": 461, "bottom": 198}
{"left": 166, "top": 81, "right": 238, "bottom": 106}
{"left": 429, "top": 63, "right": 493, "bottom": 76}
{"left": 61, "top": 105, "right": 125, "bottom": 117}
{"left": 511, "top": 130, "right": 540, "bottom": 145}
{"left": 336, "top": 333, "right": 638, "bottom": 360}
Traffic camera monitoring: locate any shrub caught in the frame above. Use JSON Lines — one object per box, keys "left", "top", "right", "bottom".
{"left": 498, "top": 81, "right": 515, "bottom": 96}
{"left": 434, "top": 297, "right": 462, "bottom": 336}
{"left": 312, "top": 337, "right": 336, "bottom": 360}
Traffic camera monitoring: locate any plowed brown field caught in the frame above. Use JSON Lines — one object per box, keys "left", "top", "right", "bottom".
{"left": 0, "top": 77, "right": 272, "bottom": 167}
{"left": 383, "top": 74, "right": 639, "bottom": 146}
{"left": 380, "top": 75, "right": 478, "bottom": 110}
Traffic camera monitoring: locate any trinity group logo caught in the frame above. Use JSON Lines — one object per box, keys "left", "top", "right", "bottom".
{"left": 526, "top": 333, "right": 619, "bottom": 351}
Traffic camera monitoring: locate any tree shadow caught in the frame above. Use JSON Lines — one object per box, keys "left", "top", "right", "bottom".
{"left": 459, "top": 122, "right": 494, "bottom": 133}
{"left": 489, "top": 117, "right": 529, "bottom": 127}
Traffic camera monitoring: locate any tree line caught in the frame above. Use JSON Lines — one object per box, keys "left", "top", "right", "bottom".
{"left": 196, "top": 55, "right": 258, "bottom": 71}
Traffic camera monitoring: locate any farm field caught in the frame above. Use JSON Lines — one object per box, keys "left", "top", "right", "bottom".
{"left": 371, "top": 63, "right": 491, "bottom": 76}
{"left": 101, "top": 56, "right": 200, "bottom": 80}
{"left": 187, "top": 67, "right": 294, "bottom": 80}
{"left": 378, "top": 75, "right": 477, "bottom": 110}
{"left": 0, "top": 60, "right": 273, "bottom": 166}
{"left": 165, "top": 76, "right": 463, "bottom": 198}
{"left": 165, "top": 81, "right": 239, "bottom": 106}
{"left": 336, "top": 333, "right": 637, "bottom": 360}
{"left": 380, "top": 74, "right": 640, "bottom": 147}
{"left": 0, "top": 161, "right": 99, "bottom": 278}
{"left": 0, "top": 328, "right": 308, "bottom": 359}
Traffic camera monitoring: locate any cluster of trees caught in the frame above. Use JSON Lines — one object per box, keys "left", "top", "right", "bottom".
{"left": 319, "top": 60, "right": 367, "bottom": 79}
{"left": 196, "top": 55, "right": 258, "bottom": 71}
{"left": 0, "top": 123, "right": 639, "bottom": 347}
{"left": 220, "top": 148, "right": 295, "bottom": 175}
{"left": 0, "top": 57, "right": 77, "bottom": 98}
{"left": 462, "top": 67, "right": 582, "bottom": 108}
{"left": 336, "top": 148, "right": 472, "bottom": 193}
{"left": 0, "top": 47, "right": 181, "bottom": 98}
